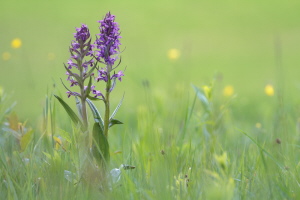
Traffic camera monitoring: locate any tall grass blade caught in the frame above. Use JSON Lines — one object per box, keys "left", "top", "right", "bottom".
{"left": 192, "top": 85, "right": 211, "bottom": 113}
{"left": 238, "top": 128, "right": 284, "bottom": 170}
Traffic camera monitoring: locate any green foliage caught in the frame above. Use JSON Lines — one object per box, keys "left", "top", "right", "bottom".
{"left": 110, "top": 94, "right": 124, "bottom": 121}
{"left": 109, "top": 119, "right": 123, "bottom": 128}
{"left": 20, "top": 129, "right": 34, "bottom": 152}
{"left": 2, "top": 73, "right": 300, "bottom": 199}
{"left": 92, "top": 122, "right": 110, "bottom": 167}
{"left": 54, "top": 95, "right": 84, "bottom": 128}
{"left": 86, "top": 98, "right": 104, "bottom": 129}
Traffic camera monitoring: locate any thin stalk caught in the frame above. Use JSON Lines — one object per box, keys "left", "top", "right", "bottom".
{"left": 78, "top": 48, "right": 88, "bottom": 131}
{"left": 103, "top": 73, "right": 111, "bottom": 138}
{"left": 80, "top": 95, "right": 88, "bottom": 130}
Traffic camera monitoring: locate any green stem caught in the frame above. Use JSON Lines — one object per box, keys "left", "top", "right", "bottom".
{"left": 78, "top": 54, "right": 88, "bottom": 131}
{"left": 104, "top": 75, "right": 111, "bottom": 138}
{"left": 81, "top": 95, "right": 88, "bottom": 130}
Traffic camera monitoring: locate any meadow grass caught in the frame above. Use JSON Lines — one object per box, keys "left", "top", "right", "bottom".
{"left": 1, "top": 1, "right": 300, "bottom": 199}
{"left": 1, "top": 77, "right": 300, "bottom": 199}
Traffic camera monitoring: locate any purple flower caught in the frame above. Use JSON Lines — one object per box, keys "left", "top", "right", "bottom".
{"left": 65, "top": 24, "right": 97, "bottom": 95}
{"left": 67, "top": 59, "right": 77, "bottom": 69}
{"left": 74, "top": 24, "right": 90, "bottom": 42}
{"left": 82, "top": 59, "right": 95, "bottom": 69}
{"left": 63, "top": 14, "right": 124, "bottom": 99}
{"left": 111, "top": 71, "right": 124, "bottom": 81}
{"left": 92, "top": 89, "right": 103, "bottom": 98}
{"left": 71, "top": 42, "right": 80, "bottom": 51}
{"left": 96, "top": 68, "right": 108, "bottom": 82}
{"left": 95, "top": 12, "right": 121, "bottom": 66}
{"left": 66, "top": 91, "right": 80, "bottom": 98}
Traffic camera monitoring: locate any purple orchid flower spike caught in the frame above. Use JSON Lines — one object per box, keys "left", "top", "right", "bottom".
{"left": 95, "top": 12, "right": 122, "bottom": 68}
{"left": 56, "top": 12, "right": 128, "bottom": 181}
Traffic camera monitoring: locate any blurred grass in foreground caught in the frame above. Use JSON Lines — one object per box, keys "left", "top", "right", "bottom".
{"left": 1, "top": 73, "right": 300, "bottom": 199}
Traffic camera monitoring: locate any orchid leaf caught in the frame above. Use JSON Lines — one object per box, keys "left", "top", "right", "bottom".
{"left": 109, "top": 119, "right": 123, "bottom": 128}
{"left": 110, "top": 94, "right": 124, "bottom": 120}
{"left": 92, "top": 122, "right": 110, "bottom": 166}
{"left": 87, "top": 95, "right": 102, "bottom": 101}
{"left": 54, "top": 95, "right": 83, "bottom": 127}
{"left": 86, "top": 98, "right": 104, "bottom": 130}
{"left": 84, "top": 76, "right": 92, "bottom": 97}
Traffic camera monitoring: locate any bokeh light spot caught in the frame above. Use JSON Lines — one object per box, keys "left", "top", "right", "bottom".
{"left": 255, "top": 122, "right": 262, "bottom": 129}
{"left": 2, "top": 52, "right": 11, "bottom": 60}
{"left": 265, "top": 84, "right": 274, "bottom": 96}
{"left": 168, "top": 48, "right": 180, "bottom": 60}
{"left": 11, "top": 38, "right": 22, "bottom": 48}
{"left": 223, "top": 85, "right": 234, "bottom": 97}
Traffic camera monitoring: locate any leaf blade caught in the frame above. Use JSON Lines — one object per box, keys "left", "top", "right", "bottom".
{"left": 86, "top": 98, "right": 104, "bottom": 130}
{"left": 110, "top": 94, "right": 124, "bottom": 120}
{"left": 54, "top": 95, "right": 83, "bottom": 127}
{"left": 192, "top": 85, "right": 211, "bottom": 113}
{"left": 20, "top": 130, "right": 34, "bottom": 152}
{"left": 109, "top": 119, "right": 123, "bottom": 128}
{"left": 92, "top": 123, "right": 110, "bottom": 166}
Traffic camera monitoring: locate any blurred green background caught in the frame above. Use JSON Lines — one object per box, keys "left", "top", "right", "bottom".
{"left": 1, "top": 0, "right": 300, "bottom": 122}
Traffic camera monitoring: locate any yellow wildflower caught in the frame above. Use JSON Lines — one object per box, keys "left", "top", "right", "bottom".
{"left": 53, "top": 136, "right": 62, "bottom": 150}
{"left": 2, "top": 52, "right": 11, "bottom": 60}
{"left": 214, "top": 152, "right": 228, "bottom": 171}
{"left": 202, "top": 85, "right": 212, "bottom": 99}
{"left": 265, "top": 84, "right": 274, "bottom": 96}
{"left": 167, "top": 48, "right": 180, "bottom": 60}
{"left": 11, "top": 38, "right": 22, "bottom": 48}
{"left": 223, "top": 85, "right": 234, "bottom": 97}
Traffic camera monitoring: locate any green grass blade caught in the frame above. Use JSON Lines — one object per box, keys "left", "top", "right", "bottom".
{"left": 192, "top": 84, "right": 211, "bottom": 113}
{"left": 20, "top": 130, "right": 34, "bottom": 152}
{"left": 238, "top": 128, "right": 284, "bottom": 170}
